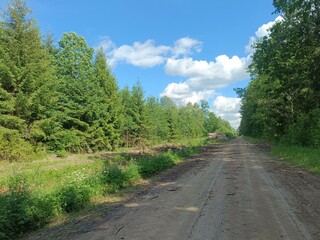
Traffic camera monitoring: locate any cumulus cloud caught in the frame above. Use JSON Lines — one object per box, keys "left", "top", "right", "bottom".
{"left": 211, "top": 96, "right": 241, "bottom": 129}
{"left": 171, "top": 37, "right": 202, "bottom": 57}
{"left": 161, "top": 55, "right": 250, "bottom": 105}
{"left": 160, "top": 82, "right": 215, "bottom": 105}
{"left": 108, "top": 40, "right": 170, "bottom": 68}
{"left": 245, "top": 16, "right": 283, "bottom": 53}
{"left": 165, "top": 55, "right": 251, "bottom": 90}
{"left": 161, "top": 17, "right": 283, "bottom": 126}
{"left": 255, "top": 16, "right": 283, "bottom": 38}
{"left": 99, "top": 37, "right": 203, "bottom": 68}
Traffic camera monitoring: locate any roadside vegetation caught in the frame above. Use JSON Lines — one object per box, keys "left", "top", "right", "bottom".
{"left": 245, "top": 137, "right": 320, "bottom": 175}
{"left": 0, "top": 138, "right": 210, "bottom": 239}
{"left": 236, "top": 0, "right": 319, "bottom": 148}
{"left": 271, "top": 145, "right": 320, "bottom": 175}
{"left": 237, "top": 1, "right": 319, "bottom": 172}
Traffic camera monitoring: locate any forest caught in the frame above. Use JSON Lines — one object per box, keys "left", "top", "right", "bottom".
{"left": 237, "top": 0, "right": 320, "bottom": 148}
{"left": 0, "top": 0, "right": 319, "bottom": 238}
{"left": 0, "top": 0, "right": 236, "bottom": 161}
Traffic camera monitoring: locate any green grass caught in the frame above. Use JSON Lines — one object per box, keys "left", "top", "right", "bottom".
{"left": 0, "top": 156, "right": 105, "bottom": 192}
{"left": 0, "top": 138, "right": 206, "bottom": 239}
{"left": 244, "top": 136, "right": 320, "bottom": 175}
{"left": 271, "top": 145, "right": 320, "bottom": 175}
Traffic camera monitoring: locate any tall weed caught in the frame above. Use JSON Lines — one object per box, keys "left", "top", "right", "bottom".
{"left": 0, "top": 175, "right": 60, "bottom": 239}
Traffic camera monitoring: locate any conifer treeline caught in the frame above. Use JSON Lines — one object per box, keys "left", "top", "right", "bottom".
{"left": 0, "top": 0, "right": 236, "bottom": 160}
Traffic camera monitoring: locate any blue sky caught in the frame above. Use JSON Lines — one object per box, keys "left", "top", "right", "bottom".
{"left": 0, "top": 0, "right": 279, "bottom": 128}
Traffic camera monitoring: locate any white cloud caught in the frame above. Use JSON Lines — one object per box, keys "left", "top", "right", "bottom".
{"left": 255, "top": 16, "right": 283, "bottom": 38}
{"left": 161, "top": 17, "right": 283, "bottom": 127}
{"left": 161, "top": 55, "right": 250, "bottom": 104}
{"left": 211, "top": 96, "right": 241, "bottom": 129}
{"left": 172, "top": 37, "right": 202, "bottom": 57}
{"left": 108, "top": 40, "right": 170, "bottom": 68}
{"left": 161, "top": 55, "right": 251, "bottom": 104}
{"left": 245, "top": 36, "right": 256, "bottom": 54}
{"left": 165, "top": 55, "right": 251, "bottom": 90}
{"left": 99, "top": 37, "right": 202, "bottom": 68}
{"left": 255, "top": 20, "right": 275, "bottom": 38}
{"left": 160, "top": 82, "right": 215, "bottom": 105}
{"left": 98, "top": 36, "right": 116, "bottom": 51}
{"left": 245, "top": 16, "right": 283, "bottom": 53}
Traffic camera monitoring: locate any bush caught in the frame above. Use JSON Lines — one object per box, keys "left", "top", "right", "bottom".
{"left": 0, "top": 126, "right": 33, "bottom": 161}
{"left": 309, "top": 109, "right": 320, "bottom": 148}
{"left": 102, "top": 161, "right": 141, "bottom": 193}
{"left": 0, "top": 175, "right": 60, "bottom": 239}
{"left": 57, "top": 183, "right": 91, "bottom": 213}
{"left": 123, "top": 162, "right": 141, "bottom": 185}
{"left": 0, "top": 174, "right": 30, "bottom": 239}
{"left": 137, "top": 153, "right": 177, "bottom": 178}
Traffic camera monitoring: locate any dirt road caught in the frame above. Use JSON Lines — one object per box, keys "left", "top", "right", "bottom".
{"left": 29, "top": 138, "right": 320, "bottom": 240}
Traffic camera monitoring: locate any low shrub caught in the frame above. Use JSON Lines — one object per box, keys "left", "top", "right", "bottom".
{"left": 137, "top": 152, "right": 177, "bottom": 178}
{"left": 103, "top": 161, "right": 141, "bottom": 193}
{"left": 57, "top": 183, "right": 91, "bottom": 213}
{"left": 0, "top": 175, "right": 60, "bottom": 239}
{"left": 0, "top": 126, "right": 33, "bottom": 161}
{"left": 123, "top": 161, "right": 141, "bottom": 185}
{"left": 0, "top": 174, "right": 31, "bottom": 239}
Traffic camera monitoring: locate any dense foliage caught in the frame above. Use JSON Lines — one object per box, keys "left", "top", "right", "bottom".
{"left": 0, "top": 0, "right": 236, "bottom": 161}
{"left": 238, "top": 0, "right": 320, "bottom": 147}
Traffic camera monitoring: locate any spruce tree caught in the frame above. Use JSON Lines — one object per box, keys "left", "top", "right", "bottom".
{"left": 130, "top": 81, "right": 147, "bottom": 149}
{"left": 120, "top": 87, "right": 134, "bottom": 147}
{"left": 145, "top": 97, "right": 168, "bottom": 144}
{"left": 0, "top": 0, "right": 57, "bottom": 159}
{"left": 160, "top": 96, "right": 178, "bottom": 142}
{"left": 93, "top": 47, "right": 122, "bottom": 149}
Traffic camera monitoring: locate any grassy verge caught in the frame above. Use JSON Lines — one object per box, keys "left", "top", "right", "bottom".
{"left": 244, "top": 137, "right": 320, "bottom": 175}
{"left": 0, "top": 138, "right": 206, "bottom": 239}
{"left": 271, "top": 145, "right": 320, "bottom": 175}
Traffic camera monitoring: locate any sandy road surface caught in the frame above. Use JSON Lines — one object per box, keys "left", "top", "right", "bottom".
{"left": 28, "top": 138, "right": 320, "bottom": 240}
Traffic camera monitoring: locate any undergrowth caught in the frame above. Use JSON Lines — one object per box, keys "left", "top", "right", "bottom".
{"left": 245, "top": 137, "right": 320, "bottom": 175}
{"left": 0, "top": 140, "right": 204, "bottom": 239}
{"left": 271, "top": 145, "right": 320, "bottom": 175}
